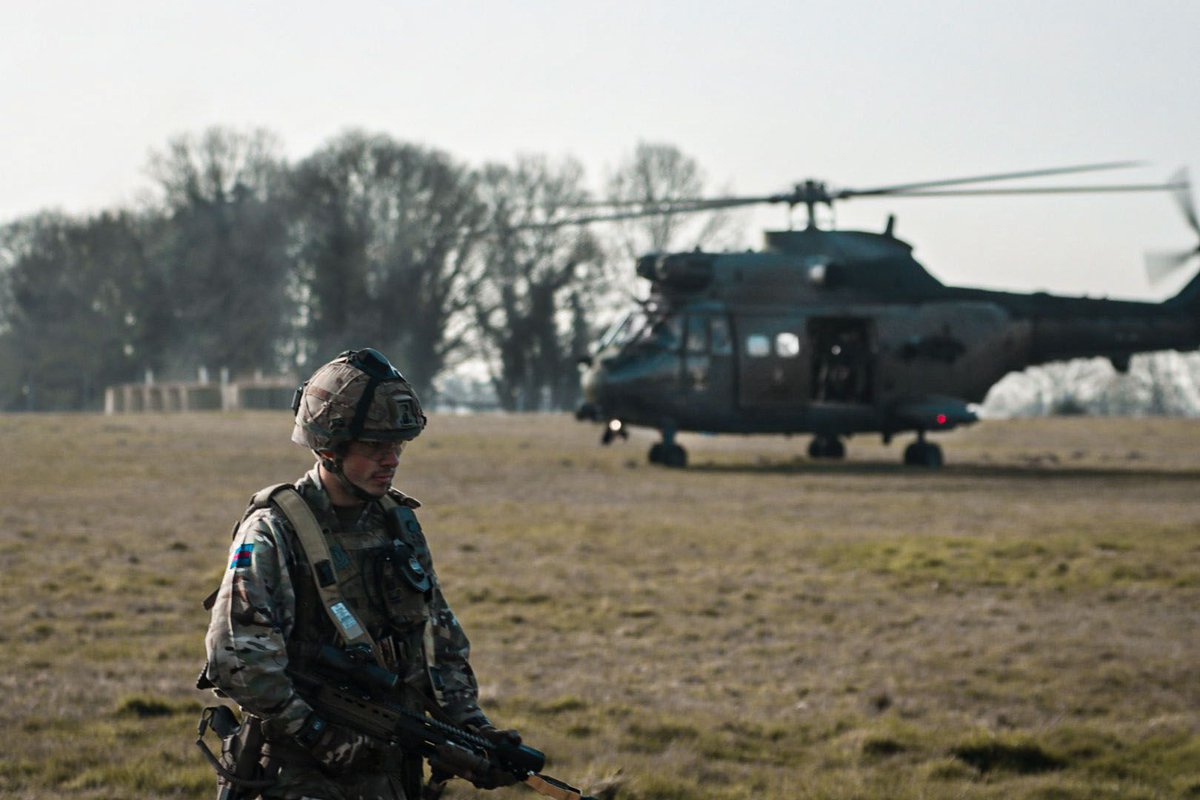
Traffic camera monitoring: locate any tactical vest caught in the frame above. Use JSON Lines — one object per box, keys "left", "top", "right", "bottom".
{"left": 200, "top": 483, "right": 435, "bottom": 797}
{"left": 252, "top": 483, "right": 441, "bottom": 712}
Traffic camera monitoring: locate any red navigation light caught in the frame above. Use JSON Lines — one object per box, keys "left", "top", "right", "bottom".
{"left": 936, "top": 413, "right": 948, "bottom": 425}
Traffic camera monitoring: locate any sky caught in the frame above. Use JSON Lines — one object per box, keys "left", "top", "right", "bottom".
{"left": 4, "top": 0, "right": 1199, "bottom": 300}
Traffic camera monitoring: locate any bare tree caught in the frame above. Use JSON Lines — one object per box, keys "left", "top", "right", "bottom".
{"left": 0, "top": 211, "right": 152, "bottom": 409}
{"left": 289, "top": 132, "right": 486, "bottom": 392}
{"left": 474, "top": 156, "right": 605, "bottom": 410}
{"left": 145, "top": 127, "right": 292, "bottom": 376}
{"left": 605, "top": 141, "right": 743, "bottom": 262}
{"left": 149, "top": 127, "right": 283, "bottom": 209}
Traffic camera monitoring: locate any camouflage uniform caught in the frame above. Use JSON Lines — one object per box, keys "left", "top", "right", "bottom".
{"left": 206, "top": 420, "right": 490, "bottom": 800}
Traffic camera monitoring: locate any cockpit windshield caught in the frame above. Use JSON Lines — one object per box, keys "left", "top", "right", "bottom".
{"left": 596, "top": 309, "right": 647, "bottom": 351}
{"left": 595, "top": 307, "right": 683, "bottom": 354}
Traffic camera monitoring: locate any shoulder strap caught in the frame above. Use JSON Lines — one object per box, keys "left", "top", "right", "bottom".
{"left": 268, "top": 486, "right": 385, "bottom": 665}
{"left": 250, "top": 483, "right": 292, "bottom": 512}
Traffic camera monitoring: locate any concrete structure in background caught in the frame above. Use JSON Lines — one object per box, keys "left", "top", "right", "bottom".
{"left": 104, "top": 370, "right": 296, "bottom": 413}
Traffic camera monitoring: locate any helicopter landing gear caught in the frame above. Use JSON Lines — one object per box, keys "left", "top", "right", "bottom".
{"left": 903, "top": 432, "right": 943, "bottom": 468}
{"left": 648, "top": 425, "right": 688, "bottom": 468}
{"left": 648, "top": 442, "right": 687, "bottom": 468}
{"left": 807, "top": 435, "right": 846, "bottom": 460}
{"left": 600, "top": 419, "right": 628, "bottom": 445}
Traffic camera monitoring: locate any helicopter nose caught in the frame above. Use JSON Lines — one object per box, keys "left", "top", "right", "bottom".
{"left": 576, "top": 360, "right": 612, "bottom": 421}
{"left": 574, "top": 362, "right": 597, "bottom": 416}
{"left": 575, "top": 400, "right": 603, "bottom": 421}
{"left": 580, "top": 360, "right": 605, "bottom": 402}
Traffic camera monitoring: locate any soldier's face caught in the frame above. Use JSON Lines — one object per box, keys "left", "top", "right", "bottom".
{"left": 340, "top": 440, "right": 403, "bottom": 497}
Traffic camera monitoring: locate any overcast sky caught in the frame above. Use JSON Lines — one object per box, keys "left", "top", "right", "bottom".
{"left": 4, "top": 0, "right": 1198, "bottom": 299}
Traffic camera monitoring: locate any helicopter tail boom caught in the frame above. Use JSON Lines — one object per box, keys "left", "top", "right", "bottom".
{"left": 1165, "top": 267, "right": 1200, "bottom": 311}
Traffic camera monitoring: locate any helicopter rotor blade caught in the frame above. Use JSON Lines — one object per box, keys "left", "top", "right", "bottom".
{"left": 552, "top": 162, "right": 1144, "bottom": 212}
{"left": 501, "top": 162, "right": 1183, "bottom": 230}
{"left": 836, "top": 161, "right": 1143, "bottom": 199}
{"left": 506, "top": 196, "right": 766, "bottom": 230}
{"left": 546, "top": 196, "right": 727, "bottom": 210}
{"left": 873, "top": 181, "right": 1185, "bottom": 198}
{"left": 551, "top": 193, "right": 781, "bottom": 212}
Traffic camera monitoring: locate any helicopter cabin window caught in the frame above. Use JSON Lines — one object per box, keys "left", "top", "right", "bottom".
{"left": 650, "top": 315, "right": 683, "bottom": 352}
{"left": 686, "top": 315, "right": 708, "bottom": 354}
{"left": 746, "top": 334, "right": 771, "bottom": 358}
{"left": 776, "top": 332, "right": 801, "bottom": 358}
{"left": 710, "top": 317, "right": 732, "bottom": 355}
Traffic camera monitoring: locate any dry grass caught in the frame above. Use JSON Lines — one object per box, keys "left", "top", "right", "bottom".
{"left": 1, "top": 411, "right": 1198, "bottom": 799}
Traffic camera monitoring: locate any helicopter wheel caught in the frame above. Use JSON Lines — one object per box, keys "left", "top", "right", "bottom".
{"left": 903, "top": 440, "right": 943, "bottom": 468}
{"left": 649, "top": 442, "right": 687, "bottom": 468}
{"left": 662, "top": 443, "right": 688, "bottom": 468}
{"left": 807, "top": 435, "right": 846, "bottom": 460}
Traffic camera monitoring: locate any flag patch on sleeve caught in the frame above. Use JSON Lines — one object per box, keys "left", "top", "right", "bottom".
{"left": 229, "top": 543, "right": 254, "bottom": 570}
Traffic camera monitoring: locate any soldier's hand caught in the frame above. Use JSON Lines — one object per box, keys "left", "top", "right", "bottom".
{"left": 464, "top": 724, "right": 523, "bottom": 788}
{"left": 296, "top": 713, "right": 372, "bottom": 775}
{"left": 464, "top": 763, "right": 521, "bottom": 790}
{"left": 477, "top": 724, "right": 523, "bottom": 749}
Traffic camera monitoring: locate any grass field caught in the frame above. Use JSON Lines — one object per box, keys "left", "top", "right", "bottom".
{"left": 1, "top": 411, "right": 1198, "bottom": 799}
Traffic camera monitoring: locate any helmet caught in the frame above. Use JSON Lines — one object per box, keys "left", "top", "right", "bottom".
{"left": 291, "top": 348, "right": 426, "bottom": 452}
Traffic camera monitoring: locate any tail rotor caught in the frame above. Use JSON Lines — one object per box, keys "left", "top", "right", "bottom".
{"left": 1145, "top": 167, "right": 1200, "bottom": 284}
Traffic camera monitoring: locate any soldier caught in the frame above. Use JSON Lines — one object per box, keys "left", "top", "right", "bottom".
{"left": 203, "top": 348, "right": 517, "bottom": 800}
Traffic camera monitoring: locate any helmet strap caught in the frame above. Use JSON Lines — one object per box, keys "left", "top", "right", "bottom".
{"left": 345, "top": 348, "right": 405, "bottom": 439}
{"left": 348, "top": 375, "right": 384, "bottom": 439}
{"left": 319, "top": 451, "right": 376, "bottom": 504}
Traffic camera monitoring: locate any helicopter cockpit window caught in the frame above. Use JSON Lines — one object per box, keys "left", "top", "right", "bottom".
{"left": 649, "top": 315, "right": 683, "bottom": 352}
{"left": 776, "top": 332, "right": 801, "bottom": 358}
{"left": 746, "top": 334, "right": 771, "bottom": 358}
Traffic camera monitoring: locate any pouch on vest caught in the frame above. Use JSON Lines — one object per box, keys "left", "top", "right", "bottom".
{"left": 196, "top": 705, "right": 277, "bottom": 796}
{"left": 384, "top": 506, "right": 433, "bottom": 594}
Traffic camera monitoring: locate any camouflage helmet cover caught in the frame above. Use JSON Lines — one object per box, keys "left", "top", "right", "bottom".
{"left": 291, "top": 349, "right": 426, "bottom": 451}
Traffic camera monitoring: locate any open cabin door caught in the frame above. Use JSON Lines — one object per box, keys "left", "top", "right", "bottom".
{"left": 807, "top": 317, "right": 875, "bottom": 404}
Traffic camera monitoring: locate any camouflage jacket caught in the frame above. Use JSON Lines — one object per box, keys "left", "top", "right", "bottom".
{"left": 204, "top": 466, "right": 487, "bottom": 739}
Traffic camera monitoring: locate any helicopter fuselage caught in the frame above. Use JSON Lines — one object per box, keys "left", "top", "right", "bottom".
{"left": 578, "top": 227, "right": 1200, "bottom": 458}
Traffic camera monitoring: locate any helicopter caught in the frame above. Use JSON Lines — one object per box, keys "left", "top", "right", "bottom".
{"left": 567, "top": 162, "right": 1200, "bottom": 467}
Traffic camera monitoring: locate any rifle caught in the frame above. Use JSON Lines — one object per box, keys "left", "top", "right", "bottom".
{"left": 289, "top": 645, "right": 596, "bottom": 800}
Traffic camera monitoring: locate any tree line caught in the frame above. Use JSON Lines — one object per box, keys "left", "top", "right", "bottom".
{"left": 0, "top": 129, "right": 733, "bottom": 411}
